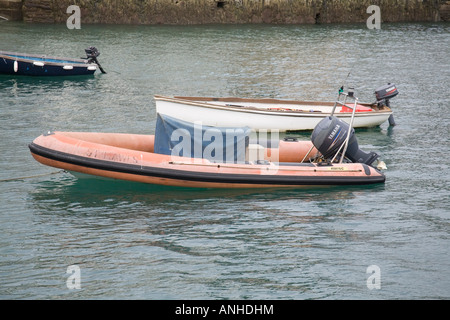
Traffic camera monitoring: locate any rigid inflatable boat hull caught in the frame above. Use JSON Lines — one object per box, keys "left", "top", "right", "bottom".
{"left": 29, "top": 132, "right": 385, "bottom": 188}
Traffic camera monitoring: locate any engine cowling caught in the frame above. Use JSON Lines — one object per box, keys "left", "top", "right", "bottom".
{"left": 375, "top": 83, "right": 398, "bottom": 107}
{"left": 311, "top": 116, "right": 379, "bottom": 165}
{"left": 85, "top": 46, "right": 100, "bottom": 60}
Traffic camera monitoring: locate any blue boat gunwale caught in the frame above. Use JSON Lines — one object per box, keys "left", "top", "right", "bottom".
{"left": 0, "top": 50, "right": 93, "bottom": 66}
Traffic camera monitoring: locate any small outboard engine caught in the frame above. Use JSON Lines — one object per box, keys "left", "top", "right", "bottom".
{"left": 311, "top": 116, "right": 379, "bottom": 165}
{"left": 85, "top": 46, "right": 100, "bottom": 61}
{"left": 375, "top": 83, "right": 398, "bottom": 126}
{"left": 375, "top": 83, "right": 398, "bottom": 108}
{"left": 84, "top": 46, "right": 106, "bottom": 73}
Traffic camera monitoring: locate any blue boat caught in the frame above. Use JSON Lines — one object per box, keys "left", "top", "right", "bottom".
{"left": 0, "top": 47, "right": 106, "bottom": 76}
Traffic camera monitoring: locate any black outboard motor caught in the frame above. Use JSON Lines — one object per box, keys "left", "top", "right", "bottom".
{"left": 85, "top": 46, "right": 100, "bottom": 61}
{"left": 375, "top": 83, "right": 398, "bottom": 108}
{"left": 375, "top": 83, "right": 398, "bottom": 126}
{"left": 84, "top": 46, "right": 106, "bottom": 73}
{"left": 311, "top": 116, "right": 379, "bottom": 165}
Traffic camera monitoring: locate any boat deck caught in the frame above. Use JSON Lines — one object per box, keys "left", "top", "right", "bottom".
{"left": 172, "top": 96, "right": 378, "bottom": 113}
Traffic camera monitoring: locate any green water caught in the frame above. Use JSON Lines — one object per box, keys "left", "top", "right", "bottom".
{"left": 0, "top": 21, "right": 449, "bottom": 299}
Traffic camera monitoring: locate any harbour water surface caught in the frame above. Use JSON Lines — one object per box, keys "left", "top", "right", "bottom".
{"left": 0, "top": 22, "right": 449, "bottom": 299}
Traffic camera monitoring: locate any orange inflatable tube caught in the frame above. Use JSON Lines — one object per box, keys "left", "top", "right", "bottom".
{"left": 29, "top": 131, "right": 385, "bottom": 188}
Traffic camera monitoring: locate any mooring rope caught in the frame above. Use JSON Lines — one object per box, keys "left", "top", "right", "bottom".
{"left": 0, "top": 170, "right": 63, "bottom": 182}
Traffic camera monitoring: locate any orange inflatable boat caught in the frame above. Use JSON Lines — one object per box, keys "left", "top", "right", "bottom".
{"left": 29, "top": 127, "right": 386, "bottom": 188}
{"left": 29, "top": 90, "right": 387, "bottom": 188}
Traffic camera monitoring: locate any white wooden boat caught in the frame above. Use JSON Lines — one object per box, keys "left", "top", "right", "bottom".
{"left": 154, "top": 85, "right": 398, "bottom": 131}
